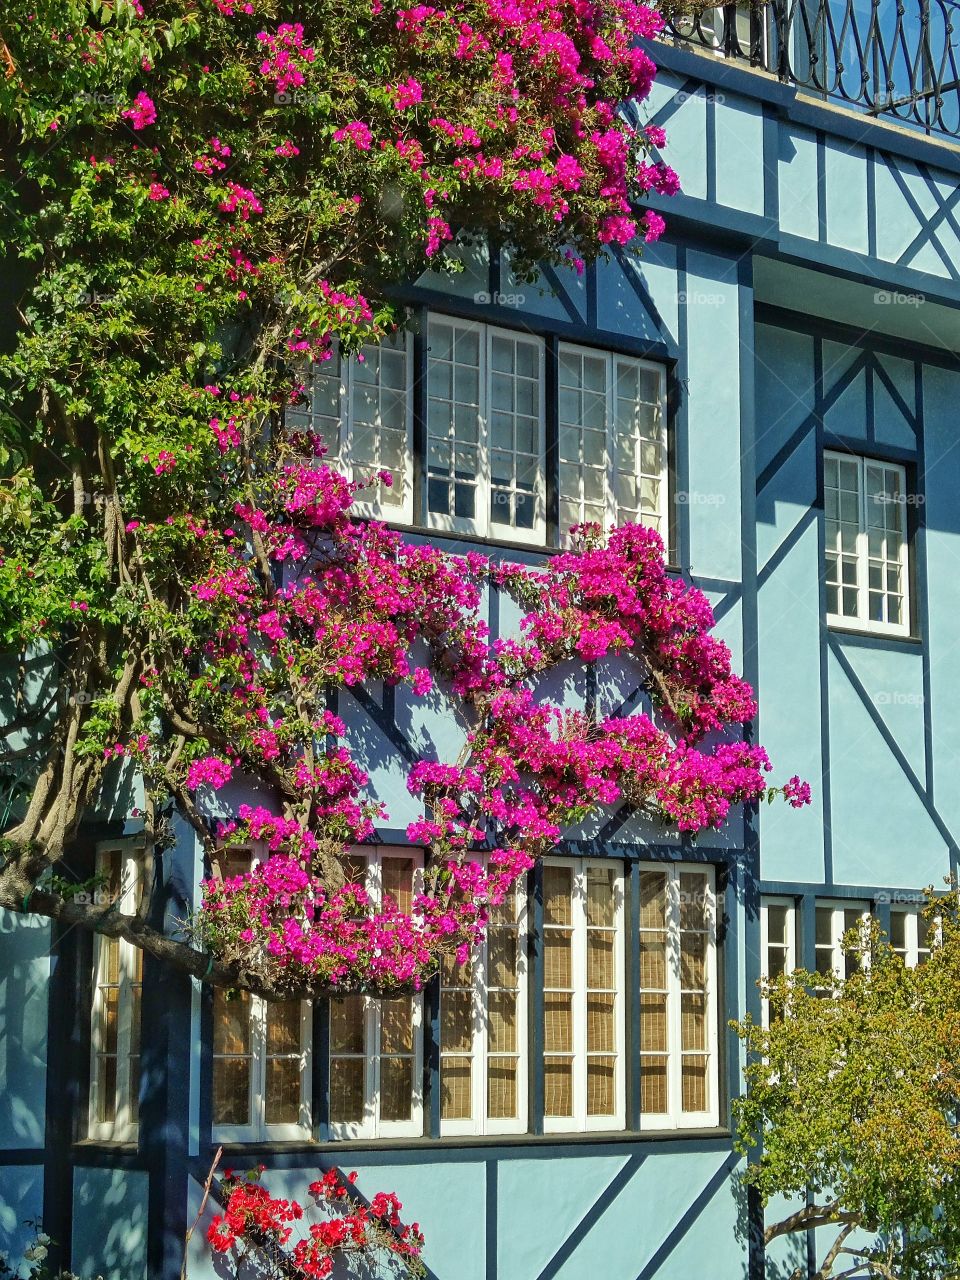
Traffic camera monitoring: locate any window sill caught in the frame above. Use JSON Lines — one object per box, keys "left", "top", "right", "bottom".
{"left": 210, "top": 1127, "right": 731, "bottom": 1156}
{"left": 826, "top": 622, "right": 921, "bottom": 646}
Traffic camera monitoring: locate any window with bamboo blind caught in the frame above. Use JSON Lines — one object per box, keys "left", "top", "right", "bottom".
{"left": 328, "top": 849, "right": 424, "bottom": 1140}
{"left": 211, "top": 846, "right": 312, "bottom": 1142}
{"left": 542, "top": 858, "right": 625, "bottom": 1132}
{"left": 439, "top": 879, "right": 528, "bottom": 1135}
{"left": 639, "top": 864, "right": 718, "bottom": 1129}
{"left": 88, "top": 841, "right": 144, "bottom": 1142}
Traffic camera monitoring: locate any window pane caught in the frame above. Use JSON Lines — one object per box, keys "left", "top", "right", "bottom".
{"left": 380, "top": 1056, "right": 414, "bottom": 1123}
{"left": 213, "top": 1057, "right": 251, "bottom": 1126}
{"left": 544, "top": 1058, "right": 573, "bottom": 1117}
{"left": 265, "top": 1058, "right": 301, "bottom": 1125}
{"left": 329, "top": 1057, "right": 365, "bottom": 1124}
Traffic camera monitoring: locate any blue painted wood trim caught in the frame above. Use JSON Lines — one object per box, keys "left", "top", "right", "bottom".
{"left": 141, "top": 854, "right": 193, "bottom": 1280}
{"left": 813, "top": 336, "right": 834, "bottom": 886}
{"left": 799, "top": 892, "right": 817, "bottom": 972}
{"left": 424, "top": 974, "right": 442, "bottom": 1139}
{"left": 649, "top": 40, "right": 960, "bottom": 177}
{"left": 544, "top": 334, "right": 560, "bottom": 546}
{"left": 763, "top": 879, "right": 929, "bottom": 902}
{"left": 721, "top": 862, "right": 740, "bottom": 1132}
{"left": 313, "top": 1001, "right": 330, "bottom": 1142}
{"left": 484, "top": 1160, "right": 498, "bottom": 1280}
{"left": 412, "top": 309, "right": 428, "bottom": 526}
{"left": 395, "top": 285, "right": 676, "bottom": 364}
{"left": 42, "top": 922, "right": 83, "bottom": 1273}
{"left": 762, "top": 105, "right": 780, "bottom": 224}
{"left": 674, "top": 244, "right": 691, "bottom": 571}
{"left": 754, "top": 301, "right": 960, "bottom": 368}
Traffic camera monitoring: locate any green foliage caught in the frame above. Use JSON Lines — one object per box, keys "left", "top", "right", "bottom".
{"left": 733, "top": 892, "right": 960, "bottom": 1279}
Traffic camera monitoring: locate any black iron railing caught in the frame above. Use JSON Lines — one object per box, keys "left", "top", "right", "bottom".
{"left": 661, "top": 0, "right": 960, "bottom": 140}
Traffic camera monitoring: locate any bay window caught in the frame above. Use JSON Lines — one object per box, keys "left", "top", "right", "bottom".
{"left": 542, "top": 859, "right": 625, "bottom": 1132}
{"left": 638, "top": 865, "right": 718, "bottom": 1128}
{"left": 558, "top": 344, "right": 668, "bottom": 544}
{"left": 328, "top": 850, "right": 424, "bottom": 1139}
{"left": 89, "top": 841, "right": 143, "bottom": 1142}
{"left": 211, "top": 847, "right": 312, "bottom": 1142}
{"left": 824, "top": 451, "right": 910, "bottom": 635}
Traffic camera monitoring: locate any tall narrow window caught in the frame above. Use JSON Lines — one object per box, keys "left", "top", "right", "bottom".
{"left": 889, "top": 906, "right": 932, "bottom": 967}
{"left": 285, "top": 331, "right": 414, "bottom": 521}
{"left": 439, "top": 879, "right": 528, "bottom": 1135}
{"left": 558, "top": 345, "right": 667, "bottom": 544}
{"left": 824, "top": 451, "right": 910, "bottom": 636}
{"left": 760, "top": 898, "right": 797, "bottom": 1025}
{"left": 89, "top": 842, "right": 143, "bottom": 1142}
{"left": 211, "top": 847, "right": 312, "bottom": 1142}
{"left": 542, "top": 859, "right": 625, "bottom": 1132}
{"left": 639, "top": 864, "right": 718, "bottom": 1128}
{"left": 328, "top": 851, "right": 424, "bottom": 1139}
{"left": 814, "top": 903, "right": 870, "bottom": 986}
{"left": 426, "top": 315, "right": 545, "bottom": 543}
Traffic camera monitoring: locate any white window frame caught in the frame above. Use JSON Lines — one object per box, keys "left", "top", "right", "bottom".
{"left": 439, "top": 872, "right": 529, "bottom": 1137}
{"left": 759, "top": 896, "right": 798, "bottom": 1027}
{"left": 557, "top": 342, "right": 669, "bottom": 544}
{"left": 814, "top": 901, "right": 871, "bottom": 983}
{"left": 888, "top": 904, "right": 933, "bottom": 967}
{"left": 639, "top": 862, "right": 719, "bottom": 1132}
{"left": 425, "top": 313, "right": 546, "bottom": 545}
{"left": 287, "top": 332, "right": 415, "bottom": 524}
{"left": 328, "top": 848, "right": 425, "bottom": 1141}
{"left": 542, "top": 857, "right": 626, "bottom": 1134}
{"left": 211, "top": 844, "right": 313, "bottom": 1143}
{"left": 824, "top": 450, "right": 911, "bottom": 638}
{"left": 88, "top": 840, "right": 143, "bottom": 1143}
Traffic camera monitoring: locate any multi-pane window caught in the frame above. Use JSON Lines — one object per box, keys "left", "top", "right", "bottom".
{"left": 542, "top": 859, "right": 625, "bottom": 1131}
{"left": 426, "top": 316, "right": 545, "bottom": 542}
{"left": 328, "top": 851, "right": 424, "bottom": 1139}
{"left": 814, "top": 903, "right": 870, "bottom": 984}
{"left": 212, "top": 847, "right": 312, "bottom": 1141}
{"left": 889, "top": 906, "right": 932, "bottom": 967}
{"left": 439, "top": 880, "right": 528, "bottom": 1135}
{"left": 759, "top": 898, "right": 797, "bottom": 1025}
{"left": 760, "top": 898, "right": 797, "bottom": 981}
{"left": 824, "top": 451, "right": 910, "bottom": 635}
{"left": 285, "top": 332, "right": 414, "bottom": 521}
{"left": 639, "top": 865, "right": 718, "bottom": 1128}
{"left": 558, "top": 345, "right": 667, "bottom": 544}
{"left": 89, "top": 842, "right": 143, "bottom": 1142}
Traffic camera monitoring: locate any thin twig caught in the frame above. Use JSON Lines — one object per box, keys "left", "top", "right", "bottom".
{"left": 181, "top": 1145, "right": 223, "bottom": 1280}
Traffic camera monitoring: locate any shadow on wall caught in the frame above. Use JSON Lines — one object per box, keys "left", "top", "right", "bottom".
{"left": 0, "top": 1166, "right": 44, "bottom": 1273}
{"left": 71, "top": 1168, "right": 148, "bottom": 1280}
{"left": 0, "top": 912, "right": 50, "bottom": 1149}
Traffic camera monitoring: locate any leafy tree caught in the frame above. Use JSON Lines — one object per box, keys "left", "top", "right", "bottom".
{"left": 734, "top": 894, "right": 960, "bottom": 1280}
{"left": 0, "top": 0, "right": 806, "bottom": 1001}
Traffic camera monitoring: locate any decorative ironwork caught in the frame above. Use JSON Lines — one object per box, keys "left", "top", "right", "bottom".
{"left": 661, "top": 0, "right": 960, "bottom": 140}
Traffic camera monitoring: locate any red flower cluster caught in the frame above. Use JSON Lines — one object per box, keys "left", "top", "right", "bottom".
{"left": 207, "top": 1167, "right": 425, "bottom": 1279}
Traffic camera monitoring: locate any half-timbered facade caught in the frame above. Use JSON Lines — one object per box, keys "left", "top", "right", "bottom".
{"left": 4, "top": 5, "right": 960, "bottom": 1276}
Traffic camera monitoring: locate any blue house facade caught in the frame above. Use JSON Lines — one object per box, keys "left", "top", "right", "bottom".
{"left": 3, "top": 6, "right": 960, "bottom": 1277}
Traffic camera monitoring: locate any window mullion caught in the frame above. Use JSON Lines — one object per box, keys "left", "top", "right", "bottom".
{"left": 667, "top": 869, "right": 683, "bottom": 1129}
{"left": 606, "top": 355, "right": 617, "bottom": 530}
{"left": 480, "top": 326, "right": 492, "bottom": 539}
{"left": 857, "top": 457, "right": 869, "bottom": 624}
